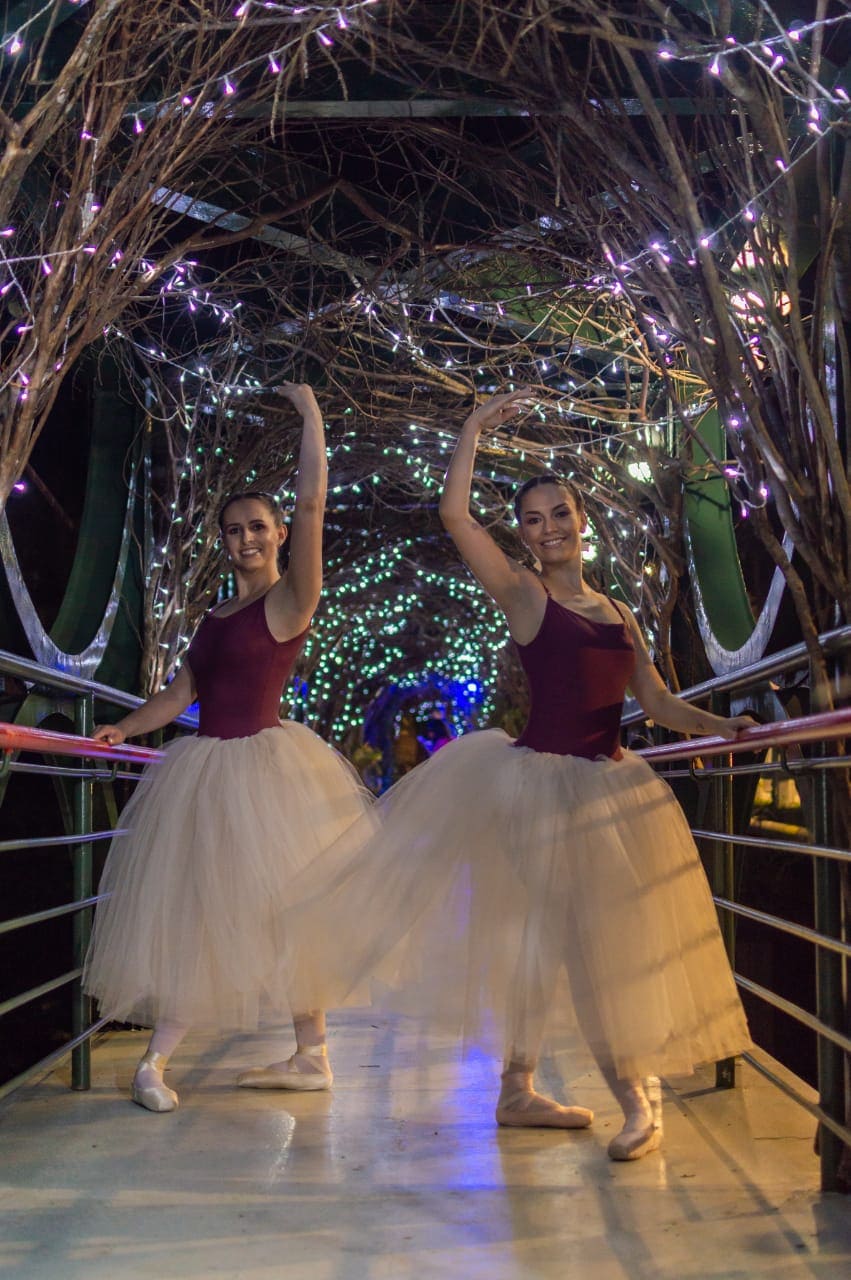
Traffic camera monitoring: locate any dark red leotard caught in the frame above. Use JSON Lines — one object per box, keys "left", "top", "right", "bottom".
{"left": 185, "top": 594, "right": 307, "bottom": 740}
{"left": 513, "top": 595, "right": 636, "bottom": 759}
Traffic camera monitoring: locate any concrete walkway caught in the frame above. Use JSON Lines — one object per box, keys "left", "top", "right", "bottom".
{"left": 1, "top": 1011, "right": 849, "bottom": 1279}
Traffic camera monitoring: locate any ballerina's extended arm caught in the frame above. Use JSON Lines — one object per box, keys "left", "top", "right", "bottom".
{"left": 92, "top": 664, "right": 197, "bottom": 747}
{"left": 266, "top": 382, "right": 327, "bottom": 639}
{"left": 439, "top": 387, "right": 537, "bottom": 613}
{"left": 617, "top": 607, "right": 756, "bottom": 739}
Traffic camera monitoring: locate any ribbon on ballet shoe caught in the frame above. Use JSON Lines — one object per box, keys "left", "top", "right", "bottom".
{"left": 607, "top": 1120, "right": 662, "bottom": 1161}
{"left": 237, "top": 1052, "right": 333, "bottom": 1092}
{"left": 606, "top": 1076, "right": 663, "bottom": 1160}
{"left": 496, "top": 1088, "right": 593, "bottom": 1130}
{"left": 131, "top": 1052, "right": 179, "bottom": 1113}
{"left": 643, "top": 1076, "right": 664, "bottom": 1134}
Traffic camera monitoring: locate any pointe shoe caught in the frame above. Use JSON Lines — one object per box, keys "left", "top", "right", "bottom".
{"left": 496, "top": 1087, "right": 593, "bottom": 1130}
{"left": 237, "top": 1049, "right": 333, "bottom": 1092}
{"left": 131, "top": 1051, "right": 179, "bottom": 1113}
{"left": 607, "top": 1077, "right": 663, "bottom": 1161}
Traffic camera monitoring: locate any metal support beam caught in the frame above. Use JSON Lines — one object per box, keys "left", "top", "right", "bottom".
{"left": 70, "top": 692, "right": 94, "bottom": 1091}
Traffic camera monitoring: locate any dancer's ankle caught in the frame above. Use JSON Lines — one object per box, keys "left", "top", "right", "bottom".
{"left": 620, "top": 1081, "right": 653, "bottom": 1125}
{"left": 135, "top": 1050, "right": 169, "bottom": 1079}
{"left": 607, "top": 1078, "right": 661, "bottom": 1160}
{"left": 132, "top": 1051, "right": 179, "bottom": 1112}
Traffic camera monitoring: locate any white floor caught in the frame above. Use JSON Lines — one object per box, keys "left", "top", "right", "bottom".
{"left": 1, "top": 1011, "right": 849, "bottom": 1280}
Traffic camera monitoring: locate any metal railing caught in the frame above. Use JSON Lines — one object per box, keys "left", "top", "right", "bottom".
{"left": 0, "top": 643, "right": 848, "bottom": 1191}
{"left": 635, "top": 710, "right": 851, "bottom": 1193}
{"left": 627, "top": 629, "right": 850, "bottom": 1191}
{"left": 0, "top": 651, "right": 194, "bottom": 1102}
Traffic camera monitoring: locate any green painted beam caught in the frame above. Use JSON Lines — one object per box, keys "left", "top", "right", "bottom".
{"left": 49, "top": 351, "right": 139, "bottom": 656}
{"left": 685, "top": 409, "right": 757, "bottom": 652}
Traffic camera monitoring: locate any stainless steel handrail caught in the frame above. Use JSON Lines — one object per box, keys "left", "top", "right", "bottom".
{"left": 622, "top": 624, "right": 851, "bottom": 725}
{"left": 0, "top": 649, "right": 198, "bottom": 729}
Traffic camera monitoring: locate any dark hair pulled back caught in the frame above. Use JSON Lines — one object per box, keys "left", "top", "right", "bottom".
{"left": 217, "top": 490, "right": 284, "bottom": 532}
{"left": 513, "top": 473, "right": 585, "bottom": 522}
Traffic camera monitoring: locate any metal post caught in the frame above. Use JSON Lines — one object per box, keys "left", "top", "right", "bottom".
{"left": 711, "top": 692, "right": 737, "bottom": 1089}
{"left": 71, "top": 693, "right": 94, "bottom": 1090}
{"left": 812, "top": 758, "right": 844, "bottom": 1192}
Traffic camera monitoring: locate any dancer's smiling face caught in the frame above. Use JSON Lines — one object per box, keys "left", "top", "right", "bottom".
{"left": 220, "top": 497, "right": 286, "bottom": 573}
{"left": 516, "top": 481, "right": 586, "bottom": 563}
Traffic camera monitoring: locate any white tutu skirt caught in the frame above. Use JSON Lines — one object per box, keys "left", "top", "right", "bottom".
{"left": 285, "top": 729, "right": 752, "bottom": 1079}
{"left": 84, "top": 723, "right": 372, "bottom": 1031}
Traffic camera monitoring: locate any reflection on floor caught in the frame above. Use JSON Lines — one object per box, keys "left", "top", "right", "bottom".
{"left": 1, "top": 1010, "right": 849, "bottom": 1279}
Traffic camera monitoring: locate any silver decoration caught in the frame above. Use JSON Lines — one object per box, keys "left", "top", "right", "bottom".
{"left": 0, "top": 469, "right": 137, "bottom": 679}
{"left": 684, "top": 517, "right": 791, "bottom": 676}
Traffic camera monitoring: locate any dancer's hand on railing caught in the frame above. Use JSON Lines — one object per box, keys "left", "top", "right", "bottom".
{"left": 92, "top": 724, "right": 126, "bottom": 748}
{"left": 709, "top": 714, "right": 759, "bottom": 741}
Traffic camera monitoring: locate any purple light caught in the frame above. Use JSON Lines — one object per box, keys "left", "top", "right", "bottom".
{"left": 0, "top": 227, "right": 14, "bottom": 237}
{"left": 268, "top": 55, "right": 281, "bottom": 73}
{"left": 134, "top": 116, "right": 144, "bottom": 134}
{"left": 13, "top": 481, "right": 26, "bottom": 492}
{"left": 41, "top": 259, "right": 52, "bottom": 275}
{"left": 223, "top": 78, "right": 236, "bottom": 96}
{"left": 317, "top": 30, "right": 333, "bottom": 46}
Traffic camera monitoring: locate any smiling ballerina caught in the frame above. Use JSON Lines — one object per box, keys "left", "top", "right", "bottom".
{"left": 283, "top": 386, "right": 754, "bottom": 1161}
{"left": 84, "top": 383, "right": 371, "bottom": 1112}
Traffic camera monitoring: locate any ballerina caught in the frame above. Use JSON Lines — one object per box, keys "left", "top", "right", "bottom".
{"left": 282, "top": 387, "right": 754, "bottom": 1161}
{"left": 437, "top": 386, "right": 755, "bottom": 1157}
{"left": 84, "top": 383, "right": 372, "bottom": 1112}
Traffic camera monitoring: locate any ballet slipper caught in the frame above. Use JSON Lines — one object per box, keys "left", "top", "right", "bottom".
{"left": 237, "top": 1047, "right": 333, "bottom": 1092}
{"left": 131, "top": 1051, "right": 179, "bottom": 1113}
{"left": 496, "top": 1070, "right": 593, "bottom": 1129}
{"left": 607, "top": 1076, "right": 662, "bottom": 1161}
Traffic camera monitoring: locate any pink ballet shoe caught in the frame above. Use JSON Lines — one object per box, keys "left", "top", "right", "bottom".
{"left": 131, "top": 1051, "right": 179, "bottom": 1113}
{"left": 496, "top": 1087, "right": 593, "bottom": 1130}
{"left": 607, "top": 1076, "right": 662, "bottom": 1161}
{"left": 237, "top": 1049, "right": 333, "bottom": 1092}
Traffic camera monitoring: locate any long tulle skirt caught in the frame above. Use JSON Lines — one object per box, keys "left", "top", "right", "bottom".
{"left": 284, "top": 729, "right": 752, "bottom": 1079}
{"left": 84, "top": 723, "right": 373, "bottom": 1031}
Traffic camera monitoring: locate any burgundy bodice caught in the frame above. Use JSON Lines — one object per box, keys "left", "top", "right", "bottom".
{"left": 513, "top": 595, "right": 636, "bottom": 759}
{"left": 185, "top": 594, "right": 307, "bottom": 740}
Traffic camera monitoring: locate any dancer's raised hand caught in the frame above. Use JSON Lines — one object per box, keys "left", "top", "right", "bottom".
{"left": 463, "top": 385, "right": 535, "bottom": 435}
{"left": 274, "top": 381, "right": 321, "bottom": 419}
